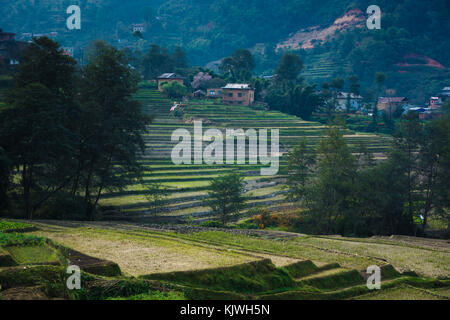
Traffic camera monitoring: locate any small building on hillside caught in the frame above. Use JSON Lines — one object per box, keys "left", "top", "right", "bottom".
{"left": 428, "top": 97, "right": 442, "bottom": 109}
{"left": 157, "top": 73, "right": 185, "bottom": 91}
{"left": 132, "top": 23, "right": 145, "bottom": 33}
{"left": 335, "top": 92, "right": 363, "bottom": 112}
{"left": 206, "top": 88, "right": 223, "bottom": 98}
{"left": 0, "top": 30, "right": 27, "bottom": 69}
{"left": 221, "top": 84, "right": 254, "bottom": 106}
{"left": 377, "top": 97, "right": 409, "bottom": 116}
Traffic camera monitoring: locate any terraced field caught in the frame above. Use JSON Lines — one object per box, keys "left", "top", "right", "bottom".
{"left": 99, "top": 85, "right": 392, "bottom": 222}
{"left": 302, "top": 53, "right": 352, "bottom": 83}
{"left": 1, "top": 220, "right": 447, "bottom": 300}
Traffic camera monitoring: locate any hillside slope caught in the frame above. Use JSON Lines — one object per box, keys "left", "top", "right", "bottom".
{"left": 2, "top": 0, "right": 449, "bottom": 101}
{"left": 97, "top": 85, "right": 392, "bottom": 222}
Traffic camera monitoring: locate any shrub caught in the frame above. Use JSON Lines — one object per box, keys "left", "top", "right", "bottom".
{"left": 0, "top": 233, "right": 45, "bottom": 247}
{"left": 251, "top": 208, "right": 284, "bottom": 229}
{"left": 0, "top": 220, "right": 32, "bottom": 233}
{"left": 161, "top": 81, "right": 188, "bottom": 99}
{"left": 199, "top": 220, "right": 223, "bottom": 228}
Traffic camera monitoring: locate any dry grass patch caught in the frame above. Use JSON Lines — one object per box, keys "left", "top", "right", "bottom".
{"left": 296, "top": 237, "right": 450, "bottom": 278}
{"left": 31, "top": 227, "right": 256, "bottom": 276}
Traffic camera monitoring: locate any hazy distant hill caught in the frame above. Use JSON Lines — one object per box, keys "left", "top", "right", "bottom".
{"left": 1, "top": 0, "right": 450, "bottom": 102}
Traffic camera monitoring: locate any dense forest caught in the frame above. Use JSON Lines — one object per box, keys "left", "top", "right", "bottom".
{"left": 1, "top": 0, "right": 449, "bottom": 101}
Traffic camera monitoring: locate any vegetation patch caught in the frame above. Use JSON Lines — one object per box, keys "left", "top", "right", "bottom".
{"left": 0, "top": 233, "right": 45, "bottom": 247}
{"left": 5, "top": 245, "right": 60, "bottom": 265}
{"left": 0, "top": 265, "right": 67, "bottom": 290}
{"left": 141, "top": 259, "right": 295, "bottom": 294}
{"left": 77, "top": 279, "right": 180, "bottom": 300}
{"left": 0, "top": 220, "right": 34, "bottom": 233}
{"left": 298, "top": 269, "right": 365, "bottom": 290}
{"left": 0, "top": 247, "right": 17, "bottom": 267}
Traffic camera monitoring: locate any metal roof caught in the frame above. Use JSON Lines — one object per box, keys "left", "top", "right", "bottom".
{"left": 222, "top": 83, "right": 252, "bottom": 90}
{"left": 157, "top": 73, "right": 185, "bottom": 79}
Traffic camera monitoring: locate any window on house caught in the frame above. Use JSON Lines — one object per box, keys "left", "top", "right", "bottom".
{"left": 228, "top": 93, "right": 233, "bottom": 97}
{"left": 238, "top": 93, "right": 243, "bottom": 97}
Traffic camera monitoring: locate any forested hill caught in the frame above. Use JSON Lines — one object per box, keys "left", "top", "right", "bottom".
{"left": 2, "top": 0, "right": 450, "bottom": 102}
{"left": 1, "top": 0, "right": 353, "bottom": 63}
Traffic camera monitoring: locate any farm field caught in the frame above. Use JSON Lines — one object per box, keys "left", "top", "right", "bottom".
{"left": 1, "top": 220, "right": 448, "bottom": 300}
{"left": 98, "top": 85, "right": 392, "bottom": 223}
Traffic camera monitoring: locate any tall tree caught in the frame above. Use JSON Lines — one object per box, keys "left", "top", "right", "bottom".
{"left": 0, "top": 37, "right": 77, "bottom": 219}
{"left": 393, "top": 111, "right": 423, "bottom": 227}
{"left": 74, "top": 41, "right": 151, "bottom": 219}
{"left": 219, "top": 49, "right": 255, "bottom": 82}
{"left": 275, "top": 53, "right": 303, "bottom": 84}
{"left": 171, "top": 47, "right": 188, "bottom": 69}
{"left": 142, "top": 44, "right": 173, "bottom": 80}
{"left": 286, "top": 139, "right": 316, "bottom": 202}
{"left": 303, "top": 121, "right": 357, "bottom": 234}
{"left": 204, "top": 173, "right": 246, "bottom": 226}
{"left": 418, "top": 115, "right": 450, "bottom": 231}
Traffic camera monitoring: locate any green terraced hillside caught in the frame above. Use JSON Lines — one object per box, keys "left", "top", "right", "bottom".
{"left": 99, "top": 85, "right": 392, "bottom": 222}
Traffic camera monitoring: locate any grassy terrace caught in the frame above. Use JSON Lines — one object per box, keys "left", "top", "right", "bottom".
{"left": 99, "top": 86, "right": 392, "bottom": 221}
{"left": 0, "top": 220, "right": 441, "bottom": 300}
{"left": 0, "top": 220, "right": 448, "bottom": 300}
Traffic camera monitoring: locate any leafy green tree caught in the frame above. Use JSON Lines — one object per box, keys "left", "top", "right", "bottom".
{"left": 0, "top": 37, "right": 77, "bottom": 219}
{"left": 171, "top": 47, "right": 188, "bottom": 69}
{"left": 368, "top": 72, "right": 386, "bottom": 131}
{"left": 219, "top": 49, "right": 255, "bottom": 82}
{"left": 204, "top": 173, "right": 246, "bottom": 226}
{"left": 142, "top": 44, "right": 173, "bottom": 79}
{"left": 418, "top": 115, "right": 450, "bottom": 231}
{"left": 354, "top": 149, "right": 411, "bottom": 235}
{"left": 144, "top": 182, "right": 170, "bottom": 215}
{"left": 393, "top": 111, "right": 423, "bottom": 226}
{"left": 290, "top": 85, "right": 322, "bottom": 120}
{"left": 303, "top": 121, "right": 357, "bottom": 234}
{"left": 275, "top": 53, "right": 303, "bottom": 84}
{"left": 161, "top": 81, "right": 188, "bottom": 99}
{"left": 286, "top": 139, "right": 315, "bottom": 202}
{"left": 74, "top": 41, "right": 151, "bottom": 219}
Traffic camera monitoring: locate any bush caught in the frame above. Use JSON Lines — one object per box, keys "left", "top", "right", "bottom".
{"left": 0, "top": 220, "right": 32, "bottom": 233}
{"left": 199, "top": 220, "right": 223, "bottom": 228}
{"left": 251, "top": 208, "right": 287, "bottom": 229}
{"left": 0, "top": 233, "right": 45, "bottom": 247}
{"left": 161, "top": 81, "right": 188, "bottom": 99}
